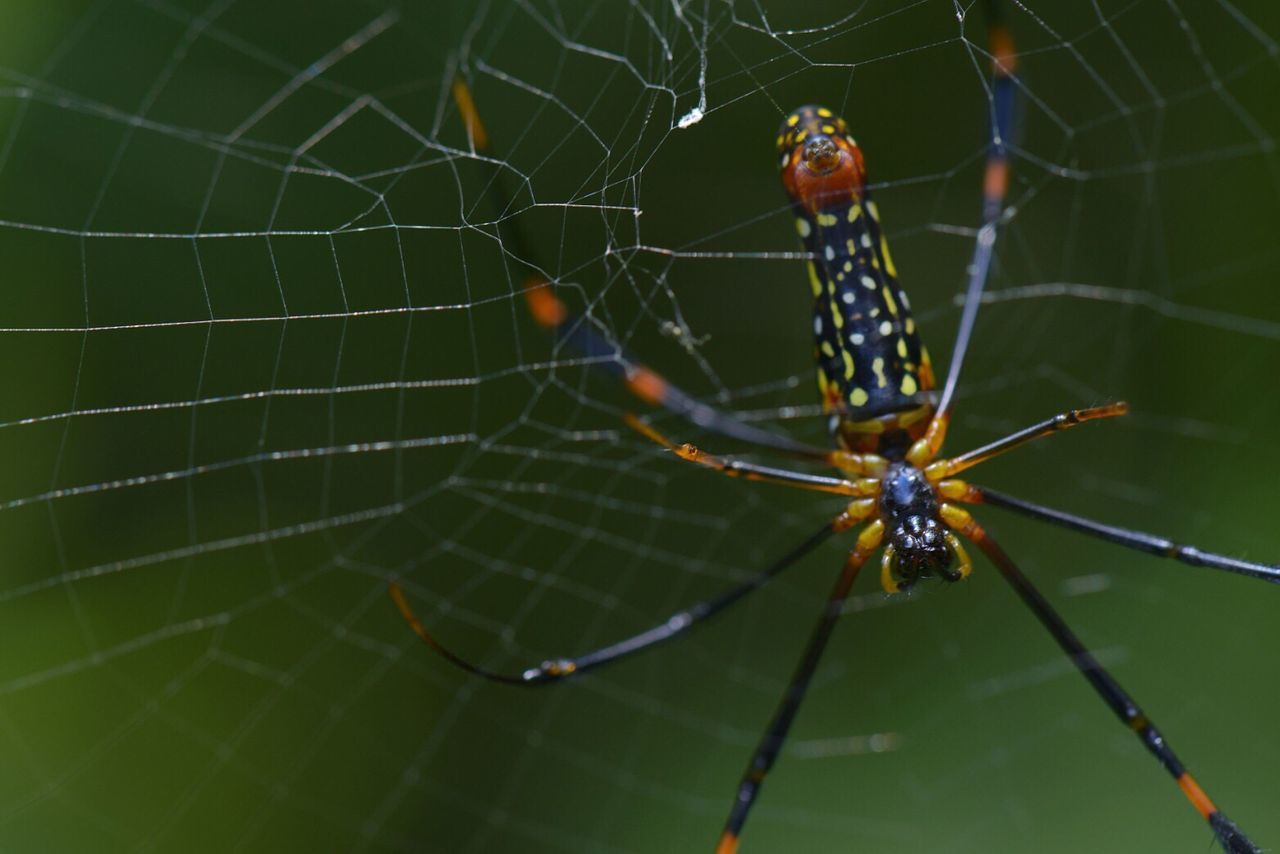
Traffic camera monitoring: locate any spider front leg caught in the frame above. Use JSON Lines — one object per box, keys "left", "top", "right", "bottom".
{"left": 923, "top": 402, "right": 1279, "bottom": 585}
{"left": 924, "top": 402, "right": 1128, "bottom": 480}
{"left": 626, "top": 414, "right": 882, "bottom": 497}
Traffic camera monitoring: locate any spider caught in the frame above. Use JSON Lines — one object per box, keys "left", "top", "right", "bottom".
{"left": 392, "top": 9, "right": 1276, "bottom": 852}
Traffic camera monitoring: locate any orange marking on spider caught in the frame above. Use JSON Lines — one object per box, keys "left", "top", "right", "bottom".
{"left": 451, "top": 78, "right": 490, "bottom": 151}
{"left": 523, "top": 278, "right": 568, "bottom": 328}
{"left": 1178, "top": 772, "right": 1218, "bottom": 821}
{"left": 626, "top": 367, "right": 669, "bottom": 406}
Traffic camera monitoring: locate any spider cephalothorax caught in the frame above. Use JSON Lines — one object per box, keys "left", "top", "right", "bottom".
{"left": 878, "top": 462, "right": 969, "bottom": 591}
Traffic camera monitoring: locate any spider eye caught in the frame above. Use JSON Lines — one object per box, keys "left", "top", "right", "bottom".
{"left": 803, "top": 136, "right": 840, "bottom": 174}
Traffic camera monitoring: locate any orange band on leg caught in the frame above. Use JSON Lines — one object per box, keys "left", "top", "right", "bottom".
{"left": 989, "top": 25, "right": 1018, "bottom": 75}
{"left": 1177, "top": 772, "right": 1217, "bottom": 821}
{"left": 523, "top": 277, "right": 567, "bottom": 328}
{"left": 983, "top": 159, "right": 1009, "bottom": 204}
{"left": 626, "top": 367, "right": 669, "bottom": 406}
{"left": 716, "top": 832, "right": 739, "bottom": 854}
{"left": 451, "top": 78, "right": 490, "bottom": 151}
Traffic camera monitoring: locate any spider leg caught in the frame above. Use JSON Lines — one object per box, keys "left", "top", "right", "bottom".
{"left": 943, "top": 506, "right": 1260, "bottom": 854}
{"left": 452, "top": 77, "right": 827, "bottom": 461}
{"left": 627, "top": 414, "right": 882, "bottom": 497}
{"left": 957, "top": 485, "right": 1280, "bottom": 585}
{"left": 879, "top": 544, "right": 899, "bottom": 594}
{"left": 907, "top": 10, "right": 1020, "bottom": 468}
{"left": 927, "top": 5, "right": 1019, "bottom": 432}
{"left": 716, "top": 520, "right": 884, "bottom": 853}
{"left": 926, "top": 402, "right": 1128, "bottom": 479}
{"left": 526, "top": 279, "right": 830, "bottom": 458}
{"left": 391, "top": 508, "right": 869, "bottom": 686}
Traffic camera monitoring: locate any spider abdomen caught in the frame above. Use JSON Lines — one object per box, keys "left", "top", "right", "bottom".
{"left": 778, "top": 106, "right": 936, "bottom": 455}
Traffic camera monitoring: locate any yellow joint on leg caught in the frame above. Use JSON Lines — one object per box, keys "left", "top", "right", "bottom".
{"left": 880, "top": 545, "right": 900, "bottom": 594}
{"left": 906, "top": 415, "right": 948, "bottom": 467}
{"left": 856, "top": 519, "right": 886, "bottom": 554}
{"left": 936, "top": 478, "right": 973, "bottom": 501}
{"left": 939, "top": 503, "right": 976, "bottom": 536}
{"left": 833, "top": 499, "right": 877, "bottom": 533}
{"left": 923, "top": 459, "right": 955, "bottom": 481}
{"left": 852, "top": 477, "right": 881, "bottom": 497}
{"left": 905, "top": 437, "right": 932, "bottom": 468}
{"left": 944, "top": 532, "right": 972, "bottom": 580}
{"left": 829, "top": 450, "right": 888, "bottom": 477}
{"left": 847, "top": 498, "right": 877, "bottom": 522}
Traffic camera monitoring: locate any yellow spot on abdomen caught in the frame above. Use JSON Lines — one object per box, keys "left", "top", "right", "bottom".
{"left": 807, "top": 262, "right": 823, "bottom": 297}
{"left": 900, "top": 374, "right": 918, "bottom": 396}
{"left": 849, "top": 387, "right": 869, "bottom": 407}
{"left": 879, "top": 235, "right": 899, "bottom": 278}
{"left": 872, "top": 357, "right": 887, "bottom": 388}
{"left": 842, "top": 350, "right": 856, "bottom": 380}
{"left": 882, "top": 287, "right": 899, "bottom": 317}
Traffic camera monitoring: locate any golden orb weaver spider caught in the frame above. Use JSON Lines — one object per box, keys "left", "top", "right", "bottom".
{"left": 392, "top": 6, "right": 1276, "bottom": 851}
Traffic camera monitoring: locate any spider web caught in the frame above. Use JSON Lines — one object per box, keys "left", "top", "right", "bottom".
{"left": 1, "top": 1, "right": 1278, "bottom": 851}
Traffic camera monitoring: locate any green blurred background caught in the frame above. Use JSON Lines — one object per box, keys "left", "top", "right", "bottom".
{"left": 1, "top": 1, "right": 1277, "bottom": 851}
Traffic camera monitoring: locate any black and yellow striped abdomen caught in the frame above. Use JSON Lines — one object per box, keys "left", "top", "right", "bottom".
{"left": 779, "top": 106, "right": 935, "bottom": 454}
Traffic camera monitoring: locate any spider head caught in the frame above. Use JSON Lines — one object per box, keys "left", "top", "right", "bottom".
{"left": 886, "top": 515, "right": 955, "bottom": 590}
